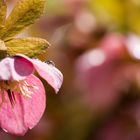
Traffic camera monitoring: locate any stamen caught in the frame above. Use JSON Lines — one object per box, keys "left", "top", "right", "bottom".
{"left": 0, "top": 80, "right": 38, "bottom": 107}
{"left": 7, "top": 89, "right": 15, "bottom": 107}
{"left": 18, "top": 84, "right": 32, "bottom": 98}
{"left": 32, "top": 85, "right": 39, "bottom": 90}
{"left": 18, "top": 81, "right": 38, "bottom": 98}
{"left": 11, "top": 91, "right": 16, "bottom": 102}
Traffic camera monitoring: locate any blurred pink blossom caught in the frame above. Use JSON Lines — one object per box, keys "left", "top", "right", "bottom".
{"left": 75, "top": 33, "right": 140, "bottom": 112}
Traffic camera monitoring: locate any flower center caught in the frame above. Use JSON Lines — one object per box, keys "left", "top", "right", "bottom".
{"left": 0, "top": 80, "right": 38, "bottom": 107}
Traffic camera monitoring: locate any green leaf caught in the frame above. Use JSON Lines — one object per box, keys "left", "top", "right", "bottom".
{"left": 6, "top": 37, "right": 50, "bottom": 57}
{"left": 0, "top": 0, "right": 45, "bottom": 41}
{"left": 0, "top": 0, "right": 7, "bottom": 28}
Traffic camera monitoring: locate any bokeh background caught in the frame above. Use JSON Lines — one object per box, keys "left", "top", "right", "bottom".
{"left": 2, "top": 0, "right": 140, "bottom": 139}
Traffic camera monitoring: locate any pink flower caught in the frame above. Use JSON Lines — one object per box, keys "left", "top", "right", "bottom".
{"left": 75, "top": 33, "right": 126, "bottom": 110}
{"left": 75, "top": 33, "right": 140, "bottom": 111}
{"left": 0, "top": 54, "right": 63, "bottom": 135}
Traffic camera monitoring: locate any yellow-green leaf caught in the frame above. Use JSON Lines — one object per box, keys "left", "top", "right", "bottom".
{"left": 0, "top": 39, "right": 6, "bottom": 51}
{"left": 0, "top": 0, "right": 45, "bottom": 41}
{"left": 6, "top": 37, "right": 50, "bottom": 57}
{"left": 0, "top": 0, "right": 7, "bottom": 27}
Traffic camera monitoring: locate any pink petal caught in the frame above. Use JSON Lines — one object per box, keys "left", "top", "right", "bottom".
{"left": 32, "top": 59, "right": 63, "bottom": 93}
{"left": 0, "top": 56, "right": 34, "bottom": 81}
{"left": 0, "top": 92, "right": 27, "bottom": 135}
{"left": 15, "top": 54, "right": 63, "bottom": 93}
{"left": 0, "top": 75, "right": 46, "bottom": 135}
{"left": 22, "top": 75, "right": 46, "bottom": 129}
{"left": 14, "top": 56, "right": 34, "bottom": 77}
